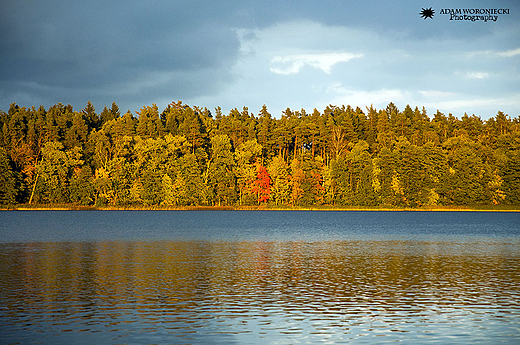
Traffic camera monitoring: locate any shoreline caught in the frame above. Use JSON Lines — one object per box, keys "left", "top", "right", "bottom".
{"left": 2, "top": 204, "right": 520, "bottom": 212}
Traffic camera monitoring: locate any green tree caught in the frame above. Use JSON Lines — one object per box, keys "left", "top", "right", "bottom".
{"left": 160, "top": 134, "right": 208, "bottom": 206}
{"left": 394, "top": 107, "right": 411, "bottom": 137}
{"left": 207, "top": 134, "right": 237, "bottom": 206}
{"left": 99, "top": 102, "right": 120, "bottom": 126}
{"left": 289, "top": 159, "right": 305, "bottom": 206}
{"left": 82, "top": 100, "right": 100, "bottom": 131}
{"left": 178, "top": 152, "right": 208, "bottom": 205}
{"left": 330, "top": 124, "right": 349, "bottom": 159}
{"left": 257, "top": 105, "right": 274, "bottom": 159}
{"left": 272, "top": 110, "right": 293, "bottom": 159}
{"left": 443, "top": 136, "right": 487, "bottom": 205}
{"left": 179, "top": 106, "right": 209, "bottom": 156}
{"left": 161, "top": 101, "right": 187, "bottom": 135}
{"left": 321, "top": 162, "right": 335, "bottom": 204}
{"left": 500, "top": 149, "right": 520, "bottom": 204}
{"left": 393, "top": 138, "right": 435, "bottom": 207}
{"left": 365, "top": 105, "right": 378, "bottom": 149}
{"left": 69, "top": 165, "right": 95, "bottom": 205}
{"left": 267, "top": 155, "right": 291, "bottom": 205}
{"left": 373, "top": 147, "right": 397, "bottom": 206}
{"left": 376, "top": 109, "right": 393, "bottom": 149}
{"left": 301, "top": 110, "right": 320, "bottom": 158}
{"left": 330, "top": 141, "right": 376, "bottom": 206}
{"left": 161, "top": 173, "right": 181, "bottom": 206}
{"left": 348, "top": 141, "right": 376, "bottom": 206}
{"left": 234, "top": 139, "right": 262, "bottom": 205}
{"left": 120, "top": 111, "right": 137, "bottom": 136}
{"left": 314, "top": 109, "right": 330, "bottom": 160}
{"left": 495, "top": 111, "right": 511, "bottom": 136}
{"left": 131, "top": 137, "right": 167, "bottom": 205}
{"left": 33, "top": 141, "right": 83, "bottom": 204}
{"left": 65, "top": 111, "right": 89, "bottom": 148}
{"left": 136, "top": 104, "right": 163, "bottom": 138}
{"left": 45, "top": 103, "right": 73, "bottom": 143}
{"left": 0, "top": 147, "right": 19, "bottom": 205}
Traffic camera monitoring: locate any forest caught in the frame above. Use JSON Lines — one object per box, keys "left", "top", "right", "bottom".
{"left": 0, "top": 100, "right": 519, "bottom": 208}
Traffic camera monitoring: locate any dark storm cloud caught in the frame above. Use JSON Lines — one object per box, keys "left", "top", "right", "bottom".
{"left": 0, "top": 0, "right": 247, "bottom": 111}
{"left": 0, "top": 0, "right": 518, "bottom": 116}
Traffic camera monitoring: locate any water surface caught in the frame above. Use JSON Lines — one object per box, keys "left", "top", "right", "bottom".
{"left": 1, "top": 210, "right": 518, "bottom": 242}
{"left": 0, "top": 211, "right": 519, "bottom": 344}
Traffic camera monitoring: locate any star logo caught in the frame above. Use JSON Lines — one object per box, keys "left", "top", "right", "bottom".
{"left": 420, "top": 7, "right": 435, "bottom": 19}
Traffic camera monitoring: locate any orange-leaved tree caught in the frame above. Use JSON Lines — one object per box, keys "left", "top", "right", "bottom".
{"left": 253, "top": 163, "right": 271, "bottom": 203}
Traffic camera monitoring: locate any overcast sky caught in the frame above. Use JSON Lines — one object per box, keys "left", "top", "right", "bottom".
{"left": 1, "top": 0, "right": 519, "bottom": 119}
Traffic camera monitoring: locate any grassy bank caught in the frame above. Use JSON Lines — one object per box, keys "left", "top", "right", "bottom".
{"left": 2, "top": 203, "right": 520, "bottom": 212}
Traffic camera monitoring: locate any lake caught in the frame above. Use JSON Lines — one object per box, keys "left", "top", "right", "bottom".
{"left": 1, "top": 210, "right": 519, "bottom": 344}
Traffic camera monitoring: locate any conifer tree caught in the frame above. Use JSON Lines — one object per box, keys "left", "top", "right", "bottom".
{"left": 136, "top": 104, "right": 163, "bottom": 139}
{"left": 83, "top": 101, "right": 100, "bottom": 130}
{"left": 257, "top": 105, "right": 273, "bottom": 159}
{"left": 1, "top": 99, "right": 519, "bottom": 208}
{"left": 0, "top": 147, "right": 18, "bottom": 205}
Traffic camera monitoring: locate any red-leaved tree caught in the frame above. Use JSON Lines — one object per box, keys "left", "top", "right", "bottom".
{"left": 253, "top": 164, "right": 271, "bottom": 203}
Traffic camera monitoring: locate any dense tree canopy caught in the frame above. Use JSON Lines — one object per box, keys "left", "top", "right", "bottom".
{"left": 1, "top": 101, "right": 519, "bottom": 207}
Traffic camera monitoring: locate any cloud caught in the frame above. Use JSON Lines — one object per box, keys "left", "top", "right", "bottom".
{"left": 418, "top": 90, "right": 458, "bottom": 98}
{"left": 415, "top": 89, "right": 520, "bottom": 116}
{"left": 465, "top": 71, "right": 489, "bottom": 79}
{"left": 468, "top": 47, "right": 520, "bottom": 58}
{"left": 496, "top": 48, "right": 520, "bottom": 57}
{"left": 199, "top": 21, "right": 377, "bottom": 116}
{"left": 194, "top": 17, "right": 520, "bottom": 119}
{"left": 1, "top": 1, "right": 518, "bottom": 120}
{"left": 423, "top": 95, "right": 520, "bottom": 115}
{"left": 0, "top": 1, "right": 241, "bottom": 111}
{"left": 325, "top": 83, "right": 409, "bottom": 110}
{"left": 269, "top": 53, "right": 363, "bottom": 75}
{"left": 325, "top": 85, "right": 520, "bottom": 118}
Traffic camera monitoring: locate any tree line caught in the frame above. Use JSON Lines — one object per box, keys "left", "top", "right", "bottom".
{"left": 1, "top": 100, "right": 519, "bottom": 207}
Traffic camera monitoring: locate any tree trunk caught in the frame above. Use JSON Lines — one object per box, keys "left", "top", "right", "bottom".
{"left": 29, "top": 172, "right": 39, "bottom": 204}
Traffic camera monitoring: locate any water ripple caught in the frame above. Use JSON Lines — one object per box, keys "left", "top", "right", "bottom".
{"left": 1, "top": 240, "right": 520, "bottom": 344}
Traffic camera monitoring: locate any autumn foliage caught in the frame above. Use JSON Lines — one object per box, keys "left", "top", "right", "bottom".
{"left": 253, "top": 164, "right": 271, "bottom": 203}
{"left": 1, "top": 100, "right": 519, "bottom": 207}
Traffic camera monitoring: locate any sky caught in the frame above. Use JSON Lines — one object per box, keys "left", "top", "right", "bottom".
{"left": 0, "top": 0, "right": 519, "bottom": 120}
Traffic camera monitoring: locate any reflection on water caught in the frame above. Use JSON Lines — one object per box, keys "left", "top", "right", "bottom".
{"left": 1, "top": 240, "right": 520, "bottom": 344}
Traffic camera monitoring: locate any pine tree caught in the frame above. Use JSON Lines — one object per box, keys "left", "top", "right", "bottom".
{"left": 0, "top": 147, "right": 18, "bottom": 205}
{"left": 65, "top": 111, "right": 89, "bottom": 148}
{"left": 136, "top": 104, "right": 163, "bottom": 138}
{"left": 257, "top": 104, "right": 273, "bottom": 159}
{"left": 500, "top": 149, "right": 520, "bottom": 204}
{"left": 83, "top": 101, "right": 100, "bottom": 131}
